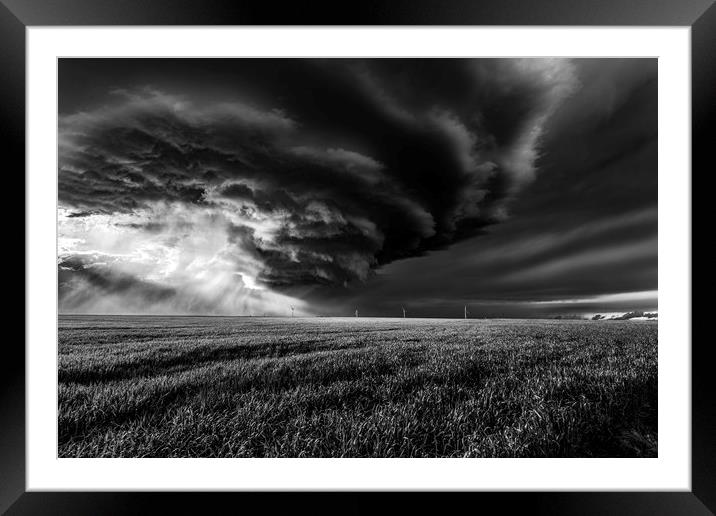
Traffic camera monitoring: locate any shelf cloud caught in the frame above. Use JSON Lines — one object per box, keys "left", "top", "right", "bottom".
{"left": 58, "top": 58, "right": 656, "bottom": 317}
{"left": 58, "top": 59, "right": 578, "bottom": 313}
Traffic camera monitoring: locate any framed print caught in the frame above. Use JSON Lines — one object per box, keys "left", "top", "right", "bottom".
{"left": 4, "top": 0, "right": 713, "bottom": 513}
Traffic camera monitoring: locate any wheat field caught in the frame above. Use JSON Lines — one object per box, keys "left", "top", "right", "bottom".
{"left": 58, "top": 315, "right": 657, "bottom": 458}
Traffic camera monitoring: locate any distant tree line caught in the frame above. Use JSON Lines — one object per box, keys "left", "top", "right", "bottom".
{"left": 591, "top": 310, "right": 658, "bottom": 321}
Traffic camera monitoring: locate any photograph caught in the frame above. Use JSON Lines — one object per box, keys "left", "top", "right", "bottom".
{"left": 57, "top": 57, "right": 658, "bottom": 459}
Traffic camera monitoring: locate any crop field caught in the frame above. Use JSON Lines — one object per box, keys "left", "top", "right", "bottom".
{"left": 58, "top": 316, "right": 657, "bottom": 458}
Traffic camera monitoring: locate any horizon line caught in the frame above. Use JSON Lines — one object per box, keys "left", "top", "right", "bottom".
{"left": 58, "top": 313, "right": 657, "bottom": 321}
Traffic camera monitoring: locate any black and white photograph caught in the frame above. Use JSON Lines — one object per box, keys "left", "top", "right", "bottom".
{"left": 57, "top": 57, "right": 658, "bottom": 459}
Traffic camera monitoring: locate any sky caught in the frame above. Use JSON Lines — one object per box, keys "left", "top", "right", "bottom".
{"left": 57, "top": 58, "right": 657, "bottom": 318}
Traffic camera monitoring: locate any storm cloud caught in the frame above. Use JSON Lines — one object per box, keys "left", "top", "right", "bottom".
{"left": 58, "top": 58, "right": 657, "bottom": 317}
{"left": 298, "top": 59, "right": 658, "bottom": 318}
{"left": 58, "top": 59, "right": 578, "bottom": 313}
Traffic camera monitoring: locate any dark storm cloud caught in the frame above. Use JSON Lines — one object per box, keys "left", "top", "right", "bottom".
{"left": 302, "top": 207, "right": 658, "bottom": 318}
{"left": 297, "top": 59, "right": 658, "bottom": 318}
{"left": 65, "top": 210, "right": 98, "bottom": 218}
{"left": 59, "top": 59, "right": 576, "bottom": 290}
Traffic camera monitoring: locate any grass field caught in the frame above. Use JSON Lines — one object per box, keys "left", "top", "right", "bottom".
{"left": 58, "top": 316, "right": 657, "bottom": 458}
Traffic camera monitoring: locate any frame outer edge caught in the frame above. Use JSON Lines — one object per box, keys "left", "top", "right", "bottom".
{"left": 0, "top": 0, "right": 714, "bottom": 26}
{"left": 6, "top": 0, "right": 712, "bottom": 513}
{"left": 691, "top": 1, "right": 716, "bottom": 514}
{"left": 0, "top": 1, "right": 26, "bottom": 515}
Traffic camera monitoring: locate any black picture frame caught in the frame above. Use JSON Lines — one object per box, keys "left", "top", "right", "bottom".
{"left": 4, "top": 1, "right": 712, "bottom": 514}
